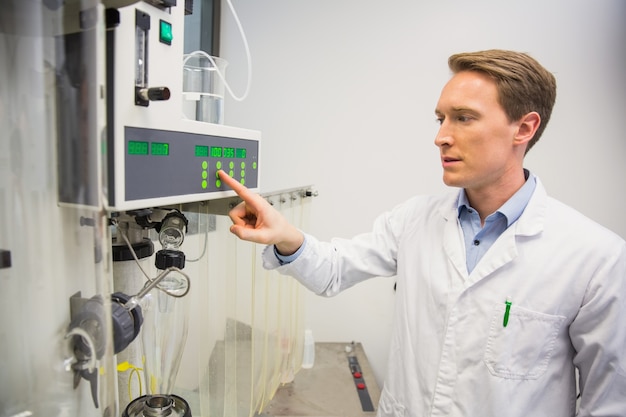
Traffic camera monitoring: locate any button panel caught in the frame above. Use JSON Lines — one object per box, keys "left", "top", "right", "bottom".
{"left": 348, "top": 355, "right": 375, "bottom": 412}
{"left": 124, "top": 126, "right": 259, "bottom": 202}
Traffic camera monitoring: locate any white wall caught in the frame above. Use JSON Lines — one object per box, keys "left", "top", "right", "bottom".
{"left": 219, "top": 0, "right": 626, "bottom": 386}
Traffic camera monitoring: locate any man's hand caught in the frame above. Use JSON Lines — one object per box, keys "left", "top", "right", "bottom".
{"left": 218, "top": 170, "right": 304, "bottom": 256}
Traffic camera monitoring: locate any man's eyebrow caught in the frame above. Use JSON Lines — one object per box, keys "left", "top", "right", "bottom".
{"left": 436, "top": 106, "right": 480, "bottom": 114}
{"left": 452, "top": 106, "right": 479, "bottom": 112}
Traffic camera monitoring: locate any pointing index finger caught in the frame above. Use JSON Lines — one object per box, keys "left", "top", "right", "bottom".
{"left": 218, "top": 169, "right": 254, "bottom": 200}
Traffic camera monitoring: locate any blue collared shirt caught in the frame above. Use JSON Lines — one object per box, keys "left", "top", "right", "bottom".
{"left": 277, "top": 170, "right": 537, "bottom": 269}
{"left": 458, "top": 169, "right": 536, "bottom": 274}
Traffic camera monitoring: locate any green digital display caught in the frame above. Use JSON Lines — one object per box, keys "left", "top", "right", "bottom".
{"left": 195, "top": 145, "right": 209, "bottom": 157}
{"left": 236, "top": 148, "right": 247, "bottom": 159}
{"left": 210, "top": 146, "right": 222, "bottom": 158}
{"left": 128, "top": 140, "right": 149, "bottom": 155}
{"left": 223, "top": 147, "right": 235, "bottom": 158}
{"left": 151, "top": 142, "right": 169, "bottom": 156}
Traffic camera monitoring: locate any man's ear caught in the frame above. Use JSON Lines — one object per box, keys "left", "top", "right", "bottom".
{"left": 514, "top": 111, "right": 541, "bottom": 146}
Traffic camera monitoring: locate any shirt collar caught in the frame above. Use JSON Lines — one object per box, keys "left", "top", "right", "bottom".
{"left": 457, "top": 169, "right": 537, "bottom": 227}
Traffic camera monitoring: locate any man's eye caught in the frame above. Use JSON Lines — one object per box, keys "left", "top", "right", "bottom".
{"left": 457, "top": 115, "right": 472, "bottom": 122}
{"left": 435, "top": 117, "right": 444, "bottom": 125}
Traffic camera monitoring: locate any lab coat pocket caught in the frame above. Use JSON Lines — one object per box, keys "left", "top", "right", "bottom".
{"left": 483, "top": 303, "right": 565, "bottom": 380}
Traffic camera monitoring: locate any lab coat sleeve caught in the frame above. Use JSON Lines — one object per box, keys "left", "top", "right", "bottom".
{"left": 570, "top": 238, "right": 626, "bottom": 416}
{"left": 262, "top": 197, "right": 417, "bottom": 296}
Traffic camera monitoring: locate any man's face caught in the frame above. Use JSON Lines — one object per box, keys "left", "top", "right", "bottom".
{"left": 434, "top": 71, "right": 522, "bottom": 193}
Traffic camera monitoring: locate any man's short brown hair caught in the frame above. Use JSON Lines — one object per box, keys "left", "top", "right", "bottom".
{"left": 448, "top": 50, "right": 557, "bottom": 153}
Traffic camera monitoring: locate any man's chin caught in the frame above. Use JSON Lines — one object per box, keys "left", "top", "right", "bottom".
{"left": 442, "top": 175, "right": 464, "bottom": 188}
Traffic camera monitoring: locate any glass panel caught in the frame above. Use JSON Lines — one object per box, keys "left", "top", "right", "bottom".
{"left": 177, "top": 191, "right": 311, "bottom": 417}
{"left": 0, "top": 2, "right": 115, "bottom": 416}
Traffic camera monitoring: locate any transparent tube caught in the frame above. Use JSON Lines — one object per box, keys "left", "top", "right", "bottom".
{"left": 141, "top": 272, "right": 190, "bottom": 396}
{"left": 159, "top": 215, "right": 186, "bottom": 249}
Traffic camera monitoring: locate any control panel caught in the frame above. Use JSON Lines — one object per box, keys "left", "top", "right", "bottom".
{"left": 122, "top": 125, "right": 259, "bottom": 205}
{"left": 348, "top": 355, "right": 375, "bottom": 412}
{"left": 106, "top": 120, "right": 260, "bottom": 211}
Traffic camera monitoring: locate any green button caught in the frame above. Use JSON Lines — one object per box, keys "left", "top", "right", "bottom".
{"left": 229, "top": 170, "right": 234, "bottom": 177}
{"left": 202, "top": 171, "right": 208, "bottom": 179}
{"left": 241, "top": 170, "right": 246, "bottom": 178}
{"left": 240, "top": 178, "right": 245, "bottom": 186}
{"left": 201, "top": 180, "right": 208, "bottom": 189}
{"left": 216, "top": 161, "right": 222, "bottom": 169}
{"left": 202, "top": 161, "right": 208, "bottom": 169}
{"left": 253, "top": 162, "right": 257, "bottom": 169}
{"left": 241, "top": 162, "right": 246, "bottom": 169}
{"left": 160, "top": 20, "right": 173, "bottom": 45}
{"left": 215, "top": 179, "right": 221, "bottom": 188}
{"left": 229, "top": 161, "right": 234, "bottom": 169}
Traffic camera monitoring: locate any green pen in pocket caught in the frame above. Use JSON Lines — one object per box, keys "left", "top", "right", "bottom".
{"left": 503, "top": 297, "right": 512, "bottom": 327}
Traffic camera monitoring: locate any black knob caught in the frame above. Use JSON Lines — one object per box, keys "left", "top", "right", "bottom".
{"left": 111, "top": 292, "right": 143, "bottom": 354}
{"left": 0, "top": 249, "right": 11, "bottom": 269}
{"left": 155, "top": 249, "right": 186, "bottom": 270}
{"left": 146, "top": 87, "right": 171, "bottom": 101}
{"left": 136, "top": 87, "right": 171, "bottom": 105}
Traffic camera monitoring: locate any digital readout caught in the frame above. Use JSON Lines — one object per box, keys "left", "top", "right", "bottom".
{"left": 223, "top": 147, "right": 235, "bottom": 158}
{"left": 195, "top": 145, "right": 209, "bottom": 157}
{"left": 210, "top": 146, "right": 222, "bottom": 158}
{"left": 199, "top": 146, "right": 248, "bottom": 159}
{"left": 151, "top": 142, "right": 169, "bottom": 156}
{"left": 128, "top": 140, "right": 149, "bottom": 155}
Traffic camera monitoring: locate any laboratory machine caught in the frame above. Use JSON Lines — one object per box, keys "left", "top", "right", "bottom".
{"left": 0, "top": 0, "right": 366, "bottom": 416}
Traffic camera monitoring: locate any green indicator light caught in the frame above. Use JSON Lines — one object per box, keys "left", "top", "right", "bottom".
{"left": 128, "top": 140, "right": 149, "bottom": 155}
{"left": 253, "top": 162, "right": 257, "bottom": 169}
{"left": 202, "top": 171, "right": 208, "bottom": 179}
{"left": 241, "top": 161, "right": 246, "bottom": 169}
{"left": 196, "top": 145, "right": 209, "bottom": 157}
{"left": 215, "top": 179, "right": 221, "bottom": 188}
{"left": 151, "top": 142, "right": 169, "bottom": 156}
{"left": 223, "top": 147, "right": 235, "bottom": 159}
{"left": 210, "top": 146, "right": 222, "bottom": 158}
{"left": 160, "top": 20, "right": 173, "bottom": 45}
{"left": 229, "top": 161, "right": 234, "bottom": 169}
{"left": 202, "top": 161, "right": 208, "bottom": 169}
{"left": 236, "top": 148, "right": 247, "bottom": 159}
{"left": 241, "top": 170, "right": 245, "bottom": 178}
{"left": 216, "top": 161, "right": 222, "bottom": 169}
{"left": 201, "top": 180, "right": 208, "bottom": 189}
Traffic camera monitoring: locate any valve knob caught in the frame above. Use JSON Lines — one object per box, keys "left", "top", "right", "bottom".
{"left": 137, "top": 86, "right": 171, "bottom": 102}
{"left": 136, "top": 86, "right": 171, "bottom": 106}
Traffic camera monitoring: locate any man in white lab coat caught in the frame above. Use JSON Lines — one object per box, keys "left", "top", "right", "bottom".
{"left": 218, "top": 50, "right": 626, "bottom": 417}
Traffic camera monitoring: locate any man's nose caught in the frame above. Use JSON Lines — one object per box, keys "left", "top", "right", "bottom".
{"left": 434, "top": 123, "right": 452, "bottom": 148}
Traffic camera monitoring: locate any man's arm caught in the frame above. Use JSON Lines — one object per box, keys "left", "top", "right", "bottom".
{"left": 571, "top": 241, "right": 626, "bottom": 416}
{"left": 218, "top": 169, "right": 304, "bottom": 255}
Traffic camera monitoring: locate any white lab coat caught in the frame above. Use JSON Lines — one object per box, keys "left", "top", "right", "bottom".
{"left": 262, "top": 178, "right": 626, "bottom": 417}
